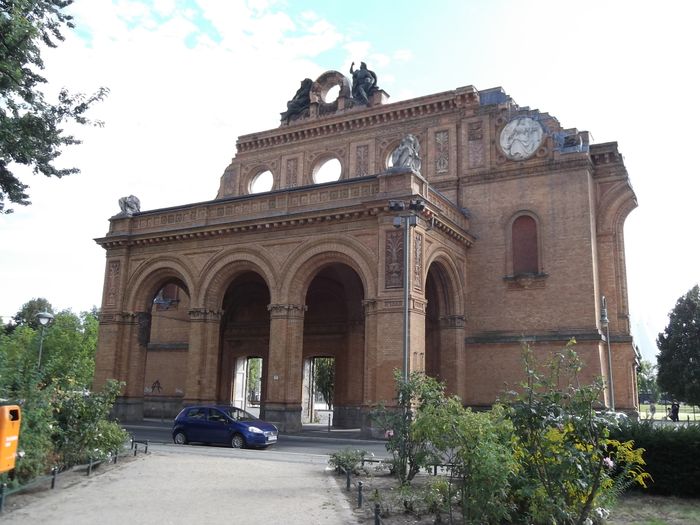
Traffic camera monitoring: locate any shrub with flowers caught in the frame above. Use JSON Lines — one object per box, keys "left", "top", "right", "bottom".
{"left": 504, "top": 341, "right": 650, "bottom": 525}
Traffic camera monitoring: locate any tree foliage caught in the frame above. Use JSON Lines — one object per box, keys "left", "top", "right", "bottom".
{"left": 0, "top": 0, "right": 108, "bottom": 213}
{"left": 0, "top": 304, "right": 125, "bottom": 483}
{"left": 314, "top": 357, "right": 334, "bottom": 408}
{"left": 11, "top": 296, "right": 53, "bottom": 328}
{"left": 637, "top": 359, "right": 660, "bottom": 403}
{"left": 657, "top": 285, "right": 700, "bottom": 406}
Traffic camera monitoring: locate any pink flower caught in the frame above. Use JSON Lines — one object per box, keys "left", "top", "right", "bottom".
{"left": 603, "top": 457, "right": 614, "bottom": 470}
{"left": 385, "top": 429, "right": 394, "bottom": 438}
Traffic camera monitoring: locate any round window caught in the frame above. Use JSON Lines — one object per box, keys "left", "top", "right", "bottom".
{"left": 250, "top": 170, "right": 273, "bottom": 194}
{"left": 313, "top": 158, "right": 342, "bottom": 184}
{"left": 323, "top": 84, "right": 340, "bottom": 103}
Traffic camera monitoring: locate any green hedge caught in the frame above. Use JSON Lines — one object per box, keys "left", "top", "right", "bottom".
{"left": 610, "top": 422, "right": 700, "bottom": 498}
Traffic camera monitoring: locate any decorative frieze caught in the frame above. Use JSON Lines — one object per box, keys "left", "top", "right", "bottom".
{"left": 440, "top": 315, "right": 466, "bottom": 328}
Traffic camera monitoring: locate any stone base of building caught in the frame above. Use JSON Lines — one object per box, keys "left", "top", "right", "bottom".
{"left": 112, "top": 397, "right": 144, "bottom": 423}
{"left": 262, "top": 403, "right": 303, "bottom": 432}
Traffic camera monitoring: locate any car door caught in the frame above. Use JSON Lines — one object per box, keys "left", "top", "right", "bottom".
{"left": 204, "top": 408, "right": 231, "bottom": 444}
{"left": 183, "top": 407, "right": 208, "bottom": 442}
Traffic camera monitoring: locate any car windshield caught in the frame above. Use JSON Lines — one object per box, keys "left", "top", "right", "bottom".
{"left": 220, "top": 407, "right": 259, "bottom": 422}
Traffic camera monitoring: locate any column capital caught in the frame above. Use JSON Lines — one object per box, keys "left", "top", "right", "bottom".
{"left": 188, "top": 308, "right": 223, "bottom": 322}
{"left": 440, "top": 314, "right": 466, "bottom": 329}
{"left": 267, "top": 303, "right": 307, "bottom": 319}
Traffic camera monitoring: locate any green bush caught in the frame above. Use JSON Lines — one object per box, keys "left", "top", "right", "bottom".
{"left": 503, "top": 342, "right": 649, "bottom": 525}
{"left": 52, "top": 380, "right": 128, "bottom": 466}
{"left": 610, "top": 421, "right": 700, "bottom": 497}
{"left": 328, "top": 447, "right": 367, "bottom": 474}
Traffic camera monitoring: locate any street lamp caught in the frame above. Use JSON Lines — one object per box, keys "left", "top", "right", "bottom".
{"left": 600, "top": 296, "right": 614, "bottom": 411}
{"left": 36, "top": 311, "right": 54, "bottom": 368}
{"left": 389, "top": 198, "right": 425, "bottom": 383}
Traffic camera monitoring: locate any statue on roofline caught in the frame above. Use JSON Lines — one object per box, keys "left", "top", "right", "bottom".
{"left": 280, "top": 78, "right": 313, "bottom": 124}
{"left": 391, "top": 134, "right": 421, "bottom": 174}
{"left": 349, "top": 61, "right": 379, "bottom": 105}
{"left": 117, "top": 195, "right": 140, "bottom": 216}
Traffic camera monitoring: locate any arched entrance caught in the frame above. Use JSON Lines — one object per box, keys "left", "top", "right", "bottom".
{"left": 218, "top": 271, "right": 271, "bottom": 416}
{"left": 302, "top": 263, "right": 365, "bottom": 428}
{"left": 425, "top": 260, "right": 464, "bottom": 396}
{"left": 143, "top": 279, "right": 191, "bottom": 418}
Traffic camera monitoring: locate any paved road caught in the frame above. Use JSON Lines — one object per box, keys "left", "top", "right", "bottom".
{"left": 125, "top": 421, "right": 389, "bottom": 457}
{"left": 2, "top": 445, "right": 359, "bottom": 524}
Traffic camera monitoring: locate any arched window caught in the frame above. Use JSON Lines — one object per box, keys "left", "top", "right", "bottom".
{"left": 512, "top": 215, "right": 538, "bottom": 275}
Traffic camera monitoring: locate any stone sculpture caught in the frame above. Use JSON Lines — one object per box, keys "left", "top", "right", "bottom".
{"left": 391, "top": 134, "right": 421, "bottom": 173}
{"left": 118, "top": 195, "right": 141, "bottom": 216}
{"left": 280, "top": 78, "right": 313, "bottom": 124}
{"left": 349, "top": 61, "right": 378, "bottom": 105}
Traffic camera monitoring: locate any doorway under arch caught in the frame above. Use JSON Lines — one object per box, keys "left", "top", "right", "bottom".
{"left": 219, "top": 271, "right": 271, "bottom": 416}
{"left": 302, "top": 263, "right": 365, "bottom": 428}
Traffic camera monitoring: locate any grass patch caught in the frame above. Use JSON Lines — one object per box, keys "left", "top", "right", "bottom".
{"left": 609, "top": 493, "right": 700, "bottom": 524}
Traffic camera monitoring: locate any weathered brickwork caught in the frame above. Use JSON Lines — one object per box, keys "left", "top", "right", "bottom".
{"left": 94, "top": 72, "right": 638, "bottom": 432}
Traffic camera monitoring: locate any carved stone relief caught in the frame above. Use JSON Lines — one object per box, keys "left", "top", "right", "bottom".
{"left": 356, "top": 145, "right": 369, "bottom": 177}
{"left": 385, "top": 230, "right": 403, "bottom": 289}
{"left": 435, "top": 130, "right": 449, "bottom": 174}
{"left": 286, "top": 158, "right": 298, "bottom": 188}
{"left": 106, "top": 261, "right": 121, "bottom": 306}
{"left": 468, "top": 121, "right": 484, "bottom": 168}
{"left": 413, "top": 232, "right": 423, "bottom": 290}
{"left": 499, "top": 117, "right": 544, "bottom": 161}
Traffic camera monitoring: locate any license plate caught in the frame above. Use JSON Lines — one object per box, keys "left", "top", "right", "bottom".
{"left": 267, "top": 435, "right": 277, "bottom": 442}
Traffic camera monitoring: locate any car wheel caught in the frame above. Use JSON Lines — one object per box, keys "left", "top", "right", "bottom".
{"left": 173, "top": 431, "right": 188, "bottom": 445}
{"left": 231, "top": 433, "right": 246, "bottom": 449}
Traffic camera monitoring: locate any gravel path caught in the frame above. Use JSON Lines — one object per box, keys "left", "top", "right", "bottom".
{"left": 2, "top": 448, "right": 357, "bottom": 524}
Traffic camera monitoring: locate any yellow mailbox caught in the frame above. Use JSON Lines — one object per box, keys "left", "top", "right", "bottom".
{"left": 0, "top": 405, "right": 21, "bottom": 474}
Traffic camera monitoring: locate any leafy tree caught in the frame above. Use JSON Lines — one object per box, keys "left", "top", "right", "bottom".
{"left": 246, "top": 357, "right": 261, "bottom": 402}
{"left": 637, "top": 359, "right": 660, "bottom": 403}
{"left": 314, "top": 357, "right": 334, "bottom": 408}
{"left": 657, "top": 285, "right": 700, "bottom": 406}
{"left": 0, "top": 305, "right": 125, "bottom": 483}
{"left": 12, "top": 297, "right": 53, "bottom": 328}
{"left": 0, "top": 0, "right": 108, "bottom": 213}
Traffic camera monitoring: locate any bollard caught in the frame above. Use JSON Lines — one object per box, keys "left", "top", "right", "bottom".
{"left": 134, "top": 443, "right": 138, "bottom": 457}
{"left": 346, "top": 468, "right": 351, "bottom": 491}
{"left": 433, "top": 464, "right": 437, "bottom": 476}
{"left": 114, "top": 450, "right": 118, "bottom": 464}
{"left": 87, "top": 457, "right": 93, "bottom": 477}
{"left": 51, "top": 466, "right": 58, "bottom": 489}
{"left": 358, "top": 481, "right": 363, "bottom": 508}
{"left": 0, "top": 483, "right": 6, "bottom": 514}
{"left": 374, "top": 502, "right": 380, "bottom": 525}
{"left": 145, "top": 440, "right": 149, "bottom": 454}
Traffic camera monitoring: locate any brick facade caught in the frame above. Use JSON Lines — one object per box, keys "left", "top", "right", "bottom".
{"left": 94, "top": 72, "right": 638, "bottom": 432}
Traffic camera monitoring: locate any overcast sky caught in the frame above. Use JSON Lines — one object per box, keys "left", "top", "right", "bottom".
{"left": 1, "top": 0, "right": 698, "bottom": 362}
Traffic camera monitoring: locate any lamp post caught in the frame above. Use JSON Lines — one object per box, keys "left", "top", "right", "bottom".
{"left": 600, "top": 296, "right": 614, "bottom": 411}
{"left": 36, "top": 311, "right": 54, "bottom": 368}
{"left": 389, "top": 198, "right": 425, "bottom": 382}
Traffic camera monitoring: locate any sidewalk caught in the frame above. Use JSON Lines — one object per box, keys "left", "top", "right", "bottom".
{"left": 1, "top": 447, "right": 357, "bottom": 524}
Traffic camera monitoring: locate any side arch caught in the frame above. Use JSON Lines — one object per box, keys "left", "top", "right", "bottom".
{"left": 123, "top": 256, "right": 197, "bottom": 312}
{"left": 280, "top": 236, "right": 377, "bottom": 304}
{"left": 424, "top": 247, "right": 467, "bottom": 316}
{"left": 197, "top": 248, "right": 279, "bottom": 310}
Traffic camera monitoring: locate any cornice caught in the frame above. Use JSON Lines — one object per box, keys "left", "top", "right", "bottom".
{"left": 236, "top": 86, "right": 479, "bottom": 154}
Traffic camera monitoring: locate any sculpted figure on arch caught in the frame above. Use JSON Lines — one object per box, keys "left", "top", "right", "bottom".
{"left": 349, "top": 61, "right": 378, "bottom": 105}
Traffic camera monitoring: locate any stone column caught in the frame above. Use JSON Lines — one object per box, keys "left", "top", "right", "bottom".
{"left": 264, "top": 303, "right": 307, "bottom": 432}
{"left": 183, "top": 308, "right": 222, "bottom": 406}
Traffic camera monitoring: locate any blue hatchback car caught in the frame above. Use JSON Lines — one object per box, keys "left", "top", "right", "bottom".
{"left": 172, "top": 405, "right": 278, "bottom": 449}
